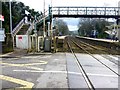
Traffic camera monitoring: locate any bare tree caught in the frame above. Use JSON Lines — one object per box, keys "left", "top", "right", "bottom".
{"left": 54, "top": 19, "right": 69, "bottom": 35}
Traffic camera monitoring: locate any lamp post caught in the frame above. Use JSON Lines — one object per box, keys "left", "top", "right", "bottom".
{"left": 9, "top": 0, "right": 14, "bottom": 49}
{"left": 0, "top": 1, "right": 2, "bottom": 29}
{"left": 9, "top": 0, "right": 12, "bottom": 35}
{"left": 118, "top": 1, "right": 120, "bottom": 41}
{"left": 50, "top": 0, "right": 53, "bottom": 37}
{"left": 43, "top": 0, "right": 46, "bottom": 37}
{"left": 0, "top": 1, "right": 2, "bottom": 56}
{"left": 51, "top": 0, "right": 52, "bottom": 7}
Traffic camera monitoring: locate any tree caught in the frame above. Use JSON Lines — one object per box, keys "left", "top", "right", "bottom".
{"left": 78, "top": 18, "right": 110, "bottom": 38}
{"left": 2, "top": 2, "right": 10, "bottom": 33}
{"left": 2, "top": 1, "right": 41, "bottom": 33}
{"left": 2, "top": 1, "right": 25, "bottom": 33}
{"left": 54, "top": 19, "right": 69, "bottom": 35}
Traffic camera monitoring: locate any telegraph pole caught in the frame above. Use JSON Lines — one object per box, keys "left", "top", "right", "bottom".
{"left": 34, "top": 15, "right": 38, "bottom": 52}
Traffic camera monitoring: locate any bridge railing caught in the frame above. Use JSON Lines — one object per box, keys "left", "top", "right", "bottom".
{"left": 51, "top": 7, "right": 120, "bottom": 17}
{"left": 26, "top": 22, "right": 34, "bottom": 35}
{"left": 36, "top": 10, "right": 50, "bottom": 24}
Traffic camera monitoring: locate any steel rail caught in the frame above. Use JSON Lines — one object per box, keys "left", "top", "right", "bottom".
{"left": 71, "top": 38, "right": 120, "bottom": 76}
{"left": 67, "top": 37, "right": 95, "bottom": 90}
{"left": 75, "top": 37, "right": 119, "bottom": 66}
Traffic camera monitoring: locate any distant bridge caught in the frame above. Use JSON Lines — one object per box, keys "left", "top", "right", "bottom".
{"left": 49, "top": 7, "right": 120, "bottom": 18}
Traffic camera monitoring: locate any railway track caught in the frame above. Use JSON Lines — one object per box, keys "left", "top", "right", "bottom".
{"left": 73, "top": 37, "right": 119, "bottom": 66}
{"left": 67, "top": 37, "right": 95, "bottom": 90}
{"left": 66, "top": 36, "right": 119, "bottom": 89}
{"left": 74, "top": 37, "right": 120, "bottom": 66}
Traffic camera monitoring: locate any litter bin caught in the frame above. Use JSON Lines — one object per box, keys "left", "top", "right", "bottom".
{"left": 44, "top": 37, "right": 51, "bottom": 52}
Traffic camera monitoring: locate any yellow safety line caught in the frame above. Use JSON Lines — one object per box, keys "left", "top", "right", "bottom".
{"left": 21, "top": 62, "right": 48, "bottom": 66}
{"left": 0, "top": 62, "right": 44, "bottom": 71}
{"left": 0, "top": 75, "right": 34, "bottom": 89}
{"left": 2, "top": 65, "right": 43, "bottom": 71}
{"left": 25, "top": 66, "right": 43, "bottom": 71}
{"left": 0, "top": 62, "right": 47, "bottom": 66}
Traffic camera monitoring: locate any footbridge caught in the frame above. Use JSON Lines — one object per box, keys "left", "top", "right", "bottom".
{"left": 37, "top": 6, "right": 120, "bottom": 26}
{"left": 50, "top": 7, "right": 120, "bottom": 18}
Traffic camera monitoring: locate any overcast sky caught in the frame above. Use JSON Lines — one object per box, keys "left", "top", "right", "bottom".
{"left": 19, "top": 0, "right": 120, "bottom": 31}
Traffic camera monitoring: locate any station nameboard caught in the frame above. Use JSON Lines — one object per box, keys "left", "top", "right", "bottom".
{"left": 0, "top": 28, "right": 5, "bottom": 42}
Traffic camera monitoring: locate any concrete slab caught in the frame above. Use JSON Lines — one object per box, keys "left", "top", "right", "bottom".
{"left": 93, "top": 54, "right": 118, "bottom": 73}
{"left": 66, "top": 53, "right": 88, "bottom": 88}
{"left": 76, "top": 53, "right": 118, "bottom": 88}
{"left": 36, "top": 53, "right": 68, "bottom": 88}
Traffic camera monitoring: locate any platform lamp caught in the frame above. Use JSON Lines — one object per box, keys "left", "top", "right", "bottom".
{"left": 9, "top": 0, "right": 12, "bottom": 35}
{"left": 50, "top": 0, "right": 53, "bottom": 37}
{"left": 43, "top": 0, "right": 46, "bottom": 37}
{"left": 9, "top": 0, "right": 14, "bottom": 49}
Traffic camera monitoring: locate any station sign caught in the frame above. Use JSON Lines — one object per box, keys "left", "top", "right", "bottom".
{"left": 0, "top": 28, "right": 5, "bottom": 42}
{"left": 0, "top": 15, "right": 4, "bottom": 21}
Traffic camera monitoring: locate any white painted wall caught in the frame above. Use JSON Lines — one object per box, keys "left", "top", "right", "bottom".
{"left": 16, "top": 35, "right": 30, "bottom": 49}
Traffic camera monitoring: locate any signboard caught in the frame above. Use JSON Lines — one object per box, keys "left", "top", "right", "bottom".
{"left": 0, "top": 15, "right": 4, "bottom": 21}
{"left": 0, "top": 28, "right": 5, "bottom": 42}
{"left": 18, "top": 36, "right": 22, "bottom": 40}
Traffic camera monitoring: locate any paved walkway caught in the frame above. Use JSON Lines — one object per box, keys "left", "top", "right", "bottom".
{"left": 0, "top": 48, "right": 27, "bottom": 58}
{"left": 1, "top": 52, "right": 68, "bottom": 89}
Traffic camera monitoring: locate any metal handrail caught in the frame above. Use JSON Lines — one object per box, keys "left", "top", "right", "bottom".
{"left": 26, "top": 22, "right": 34, "bottom": 35}
{"left": 12, "top": 17, "right": 25, "bottom": 36}
{"left": 52, "top": 6, "right": 120, "bottom": 8}
{"left": 36, "top": 15, "right": 49, "bottom": 23}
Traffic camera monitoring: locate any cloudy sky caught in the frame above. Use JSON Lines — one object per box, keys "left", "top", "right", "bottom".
{"left": 19, "top": 0, "right": 120, "bottom": 31}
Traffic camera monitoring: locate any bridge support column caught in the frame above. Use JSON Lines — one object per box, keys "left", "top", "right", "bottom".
{"left": 50, "top": 18, "right": 52, "bottom": 37}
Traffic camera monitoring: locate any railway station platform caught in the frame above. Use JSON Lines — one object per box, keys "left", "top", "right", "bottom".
{"left": 76, "top": 36, "right": 120, "bottom": 51}
{"left": 77, "top": 36, "right": 119, "bottom": 43}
